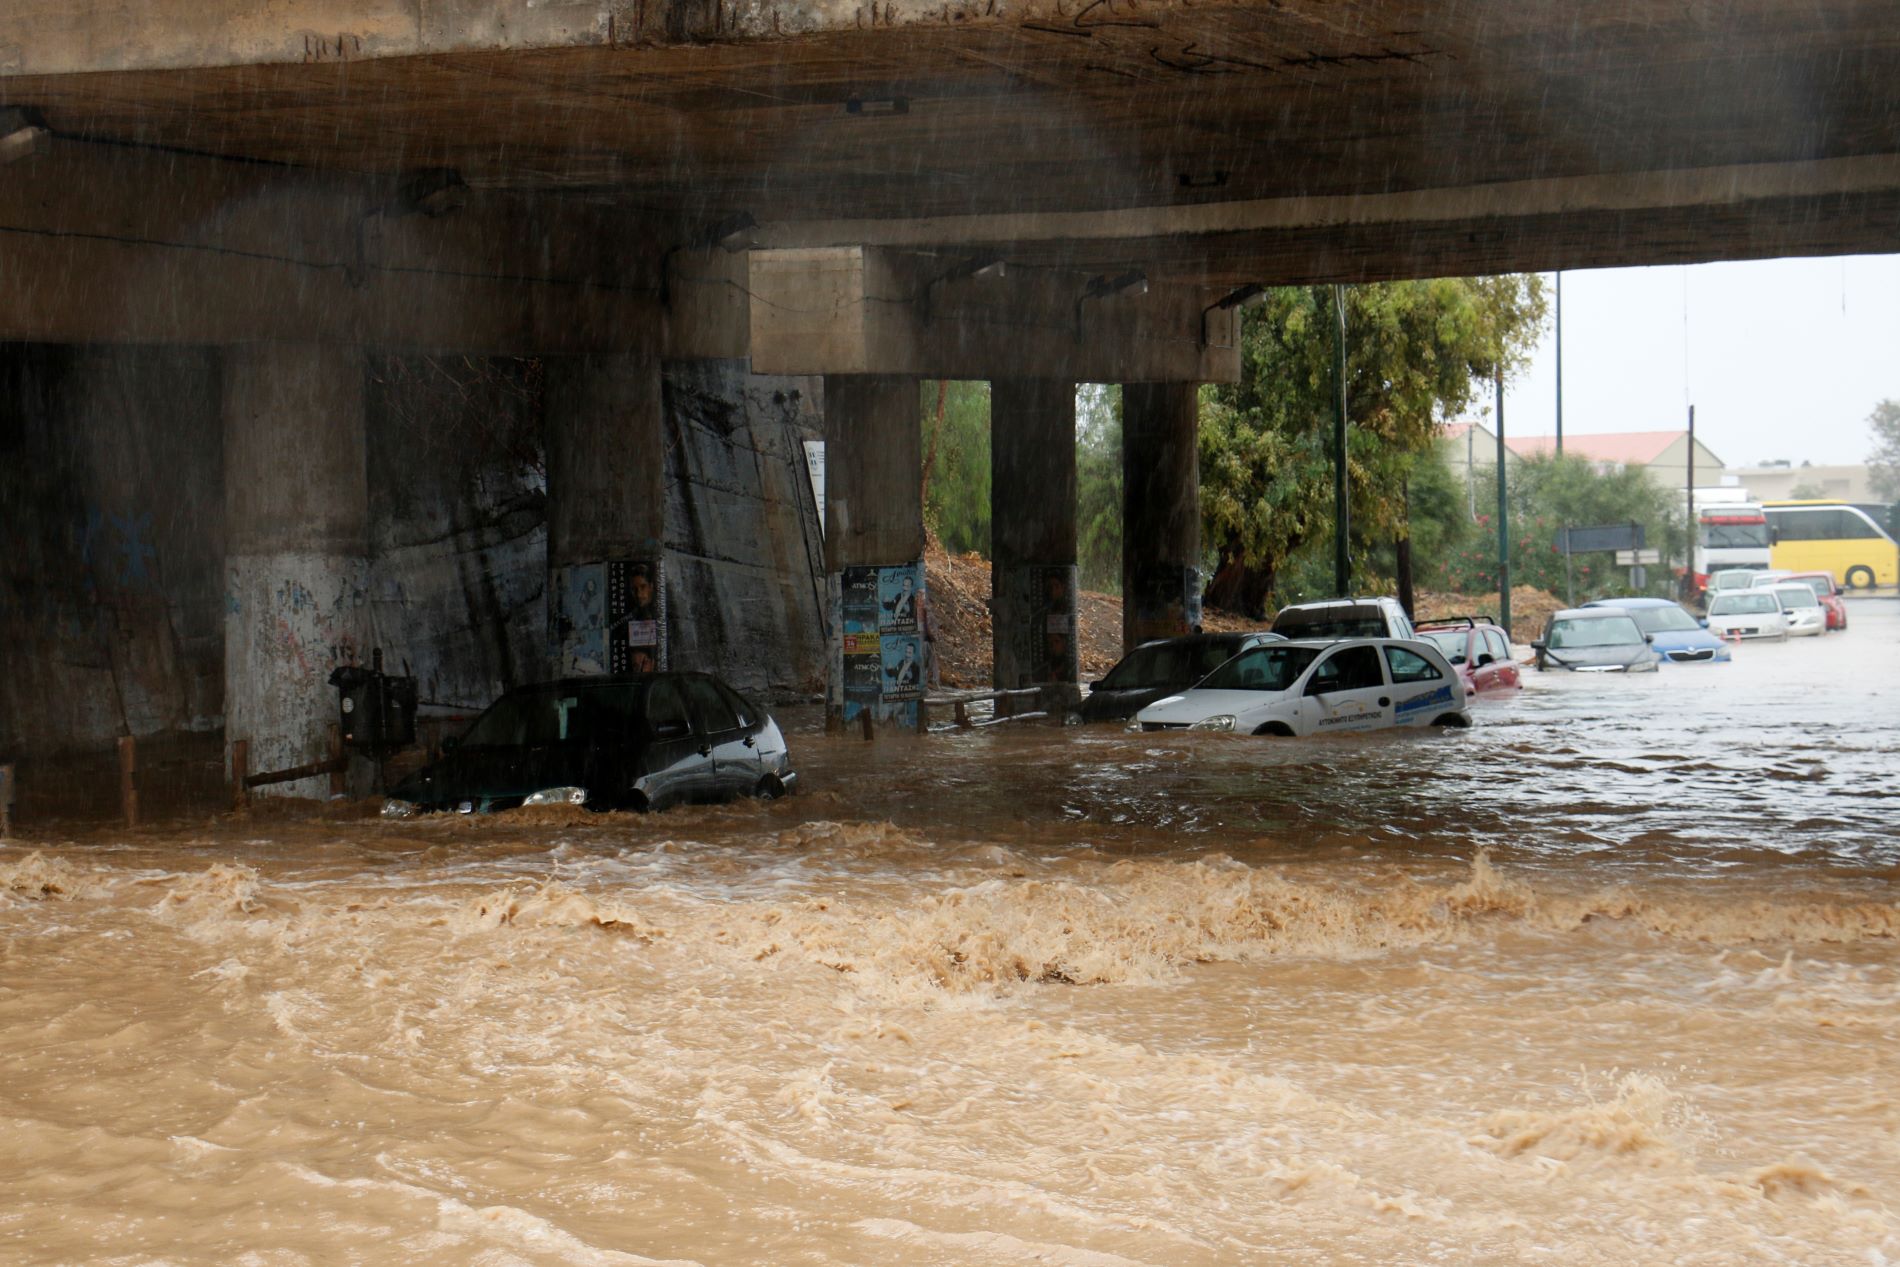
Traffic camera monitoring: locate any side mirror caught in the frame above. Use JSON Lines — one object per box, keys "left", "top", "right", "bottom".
{"left": 653, "top": 720, "right": 691, "bottom": 740}
{"left": 1476, "top": 653, "right": 1495, "bottom": 667}
{"left": 1089, "top": 680, "right": 1104, "bottom": 690}
{"left": 1531, "top": 640, "right": 1548, "bottom": 651}
{"left": 1697, "top": 618, "right": 1709, "bottom": 628}
{"left": 1644, "top": 634, "right": 1655, "bottom": 643}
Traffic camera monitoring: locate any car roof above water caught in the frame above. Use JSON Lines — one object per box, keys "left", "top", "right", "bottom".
{"left": 1550, "top": 607, "right": 1638, "bottom": 621}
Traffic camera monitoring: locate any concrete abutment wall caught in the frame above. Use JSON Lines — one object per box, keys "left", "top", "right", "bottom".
{"left": 1, "top": 342, "right": 832, "bottom": 813}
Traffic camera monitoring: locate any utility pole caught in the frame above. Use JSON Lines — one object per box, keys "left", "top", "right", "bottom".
{"left": 1495, "top": 365, "right": 1511, "bottom": 636}
{"left": 1332, "top": 284, "right": 1350, "bottom": 597}
{"left": 1684, "top": 403, "right": 1697, "bottom": 600}
{"left": 1466, "top": 424, "right": 1476, "bottom": 520}
{"left": 1554, "top": 271, "right": 1564, "bottom": 457}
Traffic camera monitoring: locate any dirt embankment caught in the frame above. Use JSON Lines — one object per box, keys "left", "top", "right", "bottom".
{"left": 924, "top": 540, "right": 1563, "bottom": 685}
{"left": 923, "top": 541, "right": 1125, "bottom": 689}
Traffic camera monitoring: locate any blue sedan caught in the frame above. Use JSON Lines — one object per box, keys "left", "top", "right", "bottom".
{"left": 1582, "top": 598, "right": 1732, "bottom": 664}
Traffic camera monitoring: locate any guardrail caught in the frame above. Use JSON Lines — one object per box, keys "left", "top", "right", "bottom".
{"left": 920, "top": 686, "right": 1051, "bottom": 733}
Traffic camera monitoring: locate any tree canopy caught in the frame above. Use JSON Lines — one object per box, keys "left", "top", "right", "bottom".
{"left": 1868, "top": 398, "right": 1900, "bottom": 503}
{"left": 1198, "top": 277, "right": 1547, "bottom": 613}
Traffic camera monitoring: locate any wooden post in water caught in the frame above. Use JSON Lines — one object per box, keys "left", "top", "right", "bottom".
{"left": 328, "top": 723, "right": 347, "bottom": 797}
{"left": 230, "top": 739, "right": 250, "bottom": 812}
{"left": 118, "top": 736, "right": 139, "bottom": 830}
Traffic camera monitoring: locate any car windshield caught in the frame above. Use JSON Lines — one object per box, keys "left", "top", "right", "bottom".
{"left": 1100, "top": 641, "right": 1244, "bottom": 689}
{"left": 1791, "top": 576, "right": 1833, "bottom": 598}
{"left": 1699, "top": 522, "right": 1771, "bottom": 548}
{"left": 1547, "top": 615, "right": 1643, "bottom": 649}
{"left": 1709, "top": 570, "right": 1758, "bottom": 591}
{"left": 1708, "top": 593, "right": 1779, "bottom": 615}
{"left": 1417, "top": 631, "right": 1469, "bottom": 663}
{"left": 459, "top": 683, "right": 645, "bottom": 747}
{"left": 1624, "top": 605, "right": 1701, "bottom": 634}
{"left": 1774, "top": 586, "right": 1820, "bottom": 609}
{"left": 1272, "top": 610, "right": 1388, "bottom": 639}
{"left": 1748, "top": 574, "right": 1790, "bottom": 588}
{"left": 1198, "top": 644, "right": 1322, "bottom": 692}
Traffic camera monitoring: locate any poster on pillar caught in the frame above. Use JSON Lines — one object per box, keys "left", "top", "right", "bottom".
{"left": 839, "top": 562, "right": 925, "bottom": 727}
{"left": 552, "top": 560, "right": 666, "bottom": 676}
{"left": 1128, "top": 563, "right": 1202, "bottom": 644}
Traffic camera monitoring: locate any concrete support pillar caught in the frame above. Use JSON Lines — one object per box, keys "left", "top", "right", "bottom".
{"left": 1121, "top": 382, "right": 1203, "bottom": 651}
{"left": 823, "top": 375, "right": 926, "bottom": 732}
{"left": 223, "top": 344, "right": 372, "bottom": 797}
{"left": 990, "top": 378, "right": 1079, "bottom": 709}
{"left": 543, "top": 353, "right": 667, "bottom": 676}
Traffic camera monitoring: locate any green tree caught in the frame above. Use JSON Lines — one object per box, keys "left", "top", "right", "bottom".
{"left": 1439, "top": 454, "right": 1684, "bottom": 604}
{"left": 1199, "top": 276, "right": 1547, "bottom": 615}
{"left": 920, "top": 380, "right": 992, "bottom": 555}
{"left": 1075, "top": 383, "right": 1123, "bottom": 592}
{"left": 1867, "top": 398, "right": 1900, "bottom": 502}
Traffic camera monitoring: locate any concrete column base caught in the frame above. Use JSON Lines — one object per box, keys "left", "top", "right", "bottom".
{"left": 990, "top": 378, "right": 1078, "bottom": 713}
{"left": 991, "top": 562, "right": 1081, "bottom": 712}
{"left": 822, "top": 375, "right": 925, "bottom": 735}
{"left": 1122, "top": 383, "right": 1203, "bottom": 651}
{"left": 224, "top": 551, "right": 371, "bottom": 797}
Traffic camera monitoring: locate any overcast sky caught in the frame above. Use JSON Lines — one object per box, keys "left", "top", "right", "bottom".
{"left": 1453, "top": 254, "right": 1900, "bottom": 469}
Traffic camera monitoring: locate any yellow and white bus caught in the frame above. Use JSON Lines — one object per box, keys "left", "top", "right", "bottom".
{"left": 1763, "top": 501, "right": 1899, "bottom": 589}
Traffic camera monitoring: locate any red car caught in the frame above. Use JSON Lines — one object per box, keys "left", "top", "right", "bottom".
{"left": 1415, "top": 617, "right": 1523, "bottom": 695}
{"left": 1782, "top": 572, "right": 1849, "bottom": 631}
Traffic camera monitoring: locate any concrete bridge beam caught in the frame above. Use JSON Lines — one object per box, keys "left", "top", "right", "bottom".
{"left": 747, "top": 247, "right": 1239, "bottom": 385}
{"left": 222, "top": 344, "right": 373, "bottom": 797}
{"left": 0, "top": 140, "right": 662, "bottom": 354}
{"left": 990, "top": 378, "right": 1078, "bottom": 710}
{"left": 1121, "top": 383, "right": 1202, "bottom": 653}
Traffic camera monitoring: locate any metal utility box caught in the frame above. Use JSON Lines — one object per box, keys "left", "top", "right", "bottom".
{"left": 328, "top": 653, "right": 417, "bottom": 756}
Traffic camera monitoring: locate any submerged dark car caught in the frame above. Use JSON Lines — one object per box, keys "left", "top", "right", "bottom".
{"left": 1530, "top": 609, "right": 1661, "bottom": 674}
{"left": 383, "top": 673, "right": 795, "bottom": 815}
{"left": 1077, "top": 632, "right": 1284, "bottom": 722}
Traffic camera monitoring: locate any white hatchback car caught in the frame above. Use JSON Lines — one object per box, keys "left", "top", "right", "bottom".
{"left": 1703, "top": 590, "right": 1789, "bottom": 640}
{"left": 1768, "top": 583, "right": 1827, "bottom": 637}
{"left": 1135, "top": 638, "right": 1470, "bottom": 736}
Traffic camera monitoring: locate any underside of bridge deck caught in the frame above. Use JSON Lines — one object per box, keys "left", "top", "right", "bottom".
{"left": 4, "top": 0, "right": 1897, "bottom": 287}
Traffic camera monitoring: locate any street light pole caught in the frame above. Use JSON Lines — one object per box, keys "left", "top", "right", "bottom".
{"left": 1554, "top": 271, "right": 1564, "bottom": 458}
{"left": 1332, "top": 284, "right": 1350, "bottom": 597}
{"left": 1495, "top": 365, "right": 1511, "bottom": 637}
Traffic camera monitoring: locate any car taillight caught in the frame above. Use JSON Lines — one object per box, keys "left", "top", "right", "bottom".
{"left": 1692, "top": 572, "right": 1711, "bottom": 592}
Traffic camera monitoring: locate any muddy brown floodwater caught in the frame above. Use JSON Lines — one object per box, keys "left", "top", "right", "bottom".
{"left": 4, "top": 603, "right": 1898, "bottom": 1265}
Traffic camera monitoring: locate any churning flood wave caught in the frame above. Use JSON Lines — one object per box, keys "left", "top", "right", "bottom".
{"left": 2, "top": 602, "right": 1897, "bottom": 1264}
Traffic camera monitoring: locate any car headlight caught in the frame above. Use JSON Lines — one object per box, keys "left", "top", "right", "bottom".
{"left": 522, "top": 786, "right": 588, "bottom": 808}
{"left": 1189, "top": 714, "right": 1237, "bottom": 732}
{"left": 380, "top": 798, "right": 417, "bottom": 819}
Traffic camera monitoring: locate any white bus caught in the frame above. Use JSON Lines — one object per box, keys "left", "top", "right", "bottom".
{"left": 1694, "top": 502, "right": 1772, "bottom": 590}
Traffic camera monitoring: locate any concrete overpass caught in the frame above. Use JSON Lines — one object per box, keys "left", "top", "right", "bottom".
{"left": 2, "top": 0, "right": 1896, "bottom": 794}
